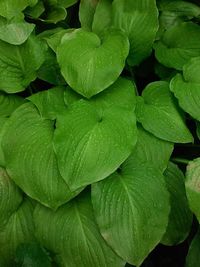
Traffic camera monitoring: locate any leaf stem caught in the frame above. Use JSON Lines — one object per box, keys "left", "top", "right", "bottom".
{"left": 171, "top": 157, "right": 190, "bottom": 165}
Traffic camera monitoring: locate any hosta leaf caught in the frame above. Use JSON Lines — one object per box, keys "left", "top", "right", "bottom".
{"left": 0, "top": 15, "right": 35, "bottom": 45}
{"left": 0, "top": 117, "right": 7, "bottom": 166}
{"left": 2, "top": 103, "right": 80, "bottom": 209}
{"left": 112, "top": 0, "right": 158, "bottom": 66}
{"left": 161, "top": 162, "right": 192, "bottom": 245}
{"left": 45, "top": 29, "right": 71, "bottom": 52}
{"left": 0, "top": 167, "right": 23, "bottom": 229}
{"left": 34, "top": 191, "right": 124, "bottom": 267}
{"left": 170, "top": 57, "right": 200, "bottom": 121}
{"left": 28, "top": 86, "right": 67, "bottom": 120}
{"left": 0, "top": 36, "right": 45, "bottom": 93}
{"left": 92, "top": 162, "right": 170, "bottom": 266}
{"left": 57, "top": 28, "right": 129, "bottom": 98}
{"left": 37, "top": 48, "right": 65, "bottom": 85}
{"left": 58, "top": 0, "right": 78, "bottom": 8}
{"left": 129, "top": 124, "right": 173, "bottom": 172}
{"left": 79, "top": 0, "right": 99, "bottom": 30}
{"left": 154, "top": 22, "right": 200, "bottom": 70}
{"left": 15, "top": 243, "right": 52, "bottom": 267}
{"left": 135, "top": 81, "right": 193, "bottom": 143}
{"left": 186, "top": 158, "right": 200, "bottom": 222}
{"left": 0, "top": 92, "right": 24, "bottom": 117}
{"left": 25, "top": 0, "right": 45, "bottom": 18}
{"left": 0, "top": 199, "right": 35, "bottom": 265}
{"left": 54, "top": 101, "right": 137, "bottom": 190}
{"left": 92, "top": 0, "right": 112, "bottom": 36}
{"left": 185, "top": 230, "right": 200, "bottom": 267}
{"left": 0, "top": 0, "right": 37, "bottom": 19}
{"left": 157, "top": 0, "right": 200, "bottom": 36}
{"left": 43, "top": 6, "right": 67, "bottom": 24}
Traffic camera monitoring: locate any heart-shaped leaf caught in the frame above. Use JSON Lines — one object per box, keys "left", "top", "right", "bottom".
{"left": 170, "top": 57, "right": 200, "bottom": 121}
{"left": 135, "top": 81, "right": 193, "bottom": 143}
{"left": 34, "top": 191, "right": 124, "bottom": 267}
{"left": 2, "top": 102, "right": 81, "bottom": 209}
{"left": 57, "top": 28, "right": 129, "bottom": 98}
{"left": 92, "top": 162, "right": 170, "bottom": 266}
{"left": 54, "top": 78, "right": 137, "bottom": 190}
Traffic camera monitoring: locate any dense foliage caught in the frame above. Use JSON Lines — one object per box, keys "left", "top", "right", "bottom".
{"left": 1, "top": 0, "right": 200, "bottom": 266}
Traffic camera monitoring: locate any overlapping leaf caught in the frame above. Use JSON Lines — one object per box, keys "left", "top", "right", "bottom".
{"left": 2, "top": 102, "right": 80, "bottom": 209}
{"left": 0, "top": 167, "right": 23, "bottom": 230}
{"left": 0, "top": 0, "right": 37, "bottom": 19}
{"left": 0, "top": 35, "right": 45, "bottom": 93}
{"left": 161, "top": 162, "right": 192, "bottom": 245}
{"left": 92, "top": 161, "right": 170, "bottom": 266}
{"left": 135, "top": 81, "right": 193, "bottom": 143}
{"left": 0, "top": 14, "right": 35, "bottom": 45}
{"left": 54, "top": 78, "right": 137, "bottom": 190}
{"left": 185, "top": 230, "right": 200, "bottom": 267}
{"left": 34, "top": 191, "right": 124, "bottom": 267}
{"left": 57, "top": 28, "right": 129, "bottom": 98}
{"left": 185, "top": 158, "right": 200, "bottom": 222}
{"left": 170, "top": 57, "right": 200, "bottom": 121}
{"left": 112, "top": 0, "right": 159, "bottom": 66}
{"left": 128, "top": 124, "right": 173, "bottom": 172}
{"left": 154, "top": 22, "right": 200, "bottom": 70}
{"left": 0, "top": 199, "right": 35, "bottom": 265}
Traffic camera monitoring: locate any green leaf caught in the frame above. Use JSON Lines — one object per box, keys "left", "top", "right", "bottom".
{"left": 157, "top": 0, "right": 200, "bottom": 37}
{"left": 79, "top": 0, "right": 99, "bottom": 30}
{"left": 15, "top": 243, "right": 52, "bottom": 267}
{"left": 37, "top": 48, "right": 66, "bottom": 85}
{"left": 128, "top": 124, "right": 173, "bottom": 172}
{"left": 25, "top": 0, "right": 45, "bottom": 18}
{"left": 57, "top": 28, "right": 129, "bottom": 98}
{"left": 92, "top": 162, "right": 170, "bottom": 266}
{"left": 58, "top": 0, "right": 78, "bottom": 8}
{"left": 0, "top": 0, "right": 37, "bottom": 19}
{"left": 92, "top": 0, "right": 112, "bottom": 36}
{"left": 161, "top": 162, "right": 192, "bottom": 245}
{"left": 0, "top": 199, "right": 36, "bottom": 265}
{"left": 0, "top": 92, "right": 24, "bottom": 117}
{"left": 0, "top": 35, "right": 45, "bottom": 93}
{"left": 0, "top": 15, "right": 35, "bottom": 45}
{"left": 34, "top": 191, "right": 124, "bottom": 267}
{"left": 112, "top": 0, "right": 159, "bottom": 66}
{"left": 185, "top": 158, "right": 200, "bottom": 222}
{"left": 170, "top": 57, "right": 200, "bottom": 121}
{"left": 0, "top": 118, "right": 7, "bottom": 166}
{"left": 154, "top": 22, "right": 200, "bottom": 70}
{"left": 0, "top": 167, "right": 23, "bottom": 229}
{"left": 185, "top": 230, "right": 200, "bottom": 267}
{"left": 27, "top": 86, "right": 67, "bottom": 120}
{"left": 43, "top": 6, "right": 67, "bottom": 24}
{"left": 2, "top": 103, "right": 81, "bottom": 209}
{"left": 54, "top": 79, "right": 137, "bottom": 190}
{"left": 135, "top": 81, "right": 193, "bottom": 143}
{"left": 45, "top": 29, "right": 71, "bottom": 52}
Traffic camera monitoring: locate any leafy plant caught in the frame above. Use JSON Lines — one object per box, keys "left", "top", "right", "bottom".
{"left": 1, "top": 0, "right": 200, "bottom": 266}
